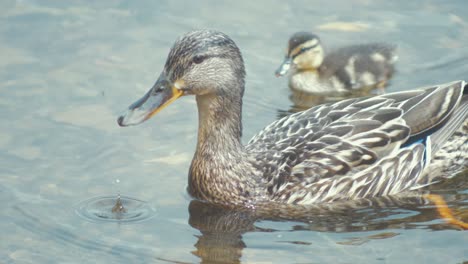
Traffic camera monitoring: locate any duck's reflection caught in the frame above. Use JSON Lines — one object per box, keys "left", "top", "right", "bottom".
{"left": 278, "top": 85, "right": 384, "bottom": 118}
{"left": 188, "top": 186, "right": 467, "bottom": 263}
{"left": 189, "top": 201, "right": 253, "bottom": 263}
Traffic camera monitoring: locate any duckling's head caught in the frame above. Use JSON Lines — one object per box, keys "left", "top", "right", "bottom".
{"left": 118, "top": 30, "right": 245, "bottom": 127}
{"left": 275, "top": 32, "right": 324, "bottom": 77}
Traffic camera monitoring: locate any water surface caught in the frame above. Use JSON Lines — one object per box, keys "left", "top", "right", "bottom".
{"left": 0, "top": 1, "right": 467, "bottom": 263}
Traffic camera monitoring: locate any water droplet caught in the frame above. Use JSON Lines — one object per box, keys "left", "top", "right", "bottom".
{"left": 111, "top": 195, "right": 127, "bottom": 213}
{"left": 75, "top": 195, "right": 156, "bottom": 223}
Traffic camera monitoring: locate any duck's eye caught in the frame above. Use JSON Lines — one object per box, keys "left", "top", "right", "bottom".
{"left": 192, "top": 55, "right": 206, "bottom": 64}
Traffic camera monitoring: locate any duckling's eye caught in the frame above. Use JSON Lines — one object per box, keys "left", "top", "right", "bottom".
{"left": 192, "top": 55, "right": 206, "bottom": 64}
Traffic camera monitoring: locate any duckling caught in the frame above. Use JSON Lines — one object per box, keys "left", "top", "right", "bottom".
{"left": 118, "top": 30, "right": 467, "bottom": 207}
{"left": 275, "top": 32, "right": 397, "bottom": 95}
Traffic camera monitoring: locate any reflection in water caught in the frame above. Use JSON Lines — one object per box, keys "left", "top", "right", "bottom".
{"left": 188, "top": 183, "right": 468, "bottom": 263}
{"left": 189, "top": 201, "right": 253, "bottom": 263}
{"left": 279, "top": 84, "right": 384, "bottom": 118}
{"left": 336, "top": 232, "right": 399, "bottom": 246}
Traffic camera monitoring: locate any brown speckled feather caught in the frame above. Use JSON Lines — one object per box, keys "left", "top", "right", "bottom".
{"left": 247, "top": 81, "right": 466, "bottom": 204}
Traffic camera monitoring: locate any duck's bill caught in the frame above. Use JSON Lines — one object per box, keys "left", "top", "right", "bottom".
{"left": 117, "top": 76, "right": 183, "bottom": 127}
{"left": 275, "top": 57, "right": 292, "bottom": 77}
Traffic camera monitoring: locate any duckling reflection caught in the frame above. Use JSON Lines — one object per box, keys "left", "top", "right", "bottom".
{"left": 187, "top": 188, "right": 467, "bottom": 263}
{"left": 277, "top": 87, "right": 382, "bottom": 118}
{"left": 276, "top": 32, "right": 397, "bottom": 114}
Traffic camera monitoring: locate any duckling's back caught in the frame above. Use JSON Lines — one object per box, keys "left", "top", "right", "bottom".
{"left": 319, "top": 43, "right": 397, "bottom": 91}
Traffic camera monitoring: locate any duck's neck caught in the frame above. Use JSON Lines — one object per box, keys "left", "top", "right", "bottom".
{"left": 188, "top": 92, "right": 255, "bottom": 205}
{"left": 195, "top": 93, "right": 244, "bottom": 153}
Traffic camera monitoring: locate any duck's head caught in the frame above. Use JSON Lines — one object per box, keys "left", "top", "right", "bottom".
{"left": 275, "top": 32, "right": 324, "bottom": 77}
{"left": 118, "top": 30, "right": 245, "bottom": 127}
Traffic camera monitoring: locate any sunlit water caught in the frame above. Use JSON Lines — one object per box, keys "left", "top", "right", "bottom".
{"left": 0, "top": 1, "right": 467, "bottom": 263}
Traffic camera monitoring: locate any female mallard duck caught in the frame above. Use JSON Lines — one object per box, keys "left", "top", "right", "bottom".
{"left": 275, "top": 32, "right": 397, "bottom": 95}
{"left": 118, "top": 30, "right": 467, "bottom": 207}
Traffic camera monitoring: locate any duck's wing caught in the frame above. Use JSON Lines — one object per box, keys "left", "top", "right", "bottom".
{"left": 247, "top": 81, "right": 466, "bottom": 203}
{"left": 247, "top": 96, "right": 411, "bottom": 193}
{"left": 273, "top": 143, "right": 427, "bottom": 204}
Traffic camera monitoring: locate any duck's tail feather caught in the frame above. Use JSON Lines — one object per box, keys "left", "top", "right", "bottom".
{"left": 403, "top": 80, "right": 465, "bottom": 138}
{"left": 429, "top": 95, "right": 468, "bottom": 156}
{"left": 412, "top": 86, "right": 468, "bottom": 188}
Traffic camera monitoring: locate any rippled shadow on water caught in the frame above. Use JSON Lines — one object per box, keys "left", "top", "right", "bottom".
{"left": 8, "top": 204, "right": 187, "bottom": 264}
{"left": 4, "top": 174, "right": 466, "bottom": 264}
{"left": 9, "top": 206, "right": 152, "bottom": 263}
{"left": 189, "top": 178, "right": 468, "bottom": 263}
{"left": 277, "top": 84, "right": 386, "bottom": 119}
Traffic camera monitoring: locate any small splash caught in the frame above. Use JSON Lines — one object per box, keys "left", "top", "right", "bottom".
{"left": 111, "top": 194, "right": 127, "bottom": 214}
{"left": 75, "top": 195, "right": 156, "bottom": 223}
{"left": 111, "top": 179, "right": 127, "bottom": 214}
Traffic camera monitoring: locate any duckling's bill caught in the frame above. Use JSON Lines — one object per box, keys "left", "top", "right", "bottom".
{"left": 275, "top": 57, "right": 292, "bottom": 77}
{"left": 117, "top": 76, "right": 183, "bottom": 127}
